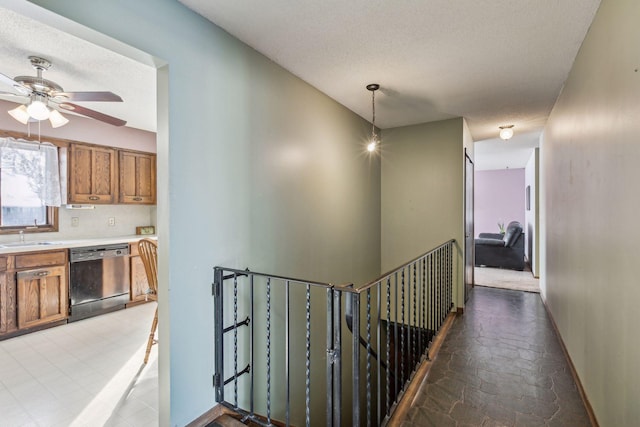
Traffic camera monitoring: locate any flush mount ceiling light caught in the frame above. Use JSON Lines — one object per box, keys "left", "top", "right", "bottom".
{"left": 366, "top": 83, "right": 380, "bottom": 152}
{"left": 499, "top": 125, "right": 515, "bottom": 141}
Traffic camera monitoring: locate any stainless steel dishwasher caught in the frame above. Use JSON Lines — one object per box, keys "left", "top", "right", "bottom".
{"left": 68, "top": 243, "right": 130, "bottom": 322}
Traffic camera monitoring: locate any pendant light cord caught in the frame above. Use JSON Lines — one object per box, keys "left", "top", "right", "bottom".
{"left": 371, "top": 89, "right": 376, "bottom": 139}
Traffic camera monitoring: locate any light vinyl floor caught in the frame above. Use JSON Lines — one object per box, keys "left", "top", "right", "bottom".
{"left": 0, "top": 303, "right": 158, "bottom": 427}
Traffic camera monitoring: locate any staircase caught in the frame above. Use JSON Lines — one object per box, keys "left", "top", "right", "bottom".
{"left": 212, "top": 239, "right": 456, "bottom": 426}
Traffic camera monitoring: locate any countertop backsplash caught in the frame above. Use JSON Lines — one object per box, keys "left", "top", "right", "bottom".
{"left": 0, "top": 204, "right": 156, "bottom": 245}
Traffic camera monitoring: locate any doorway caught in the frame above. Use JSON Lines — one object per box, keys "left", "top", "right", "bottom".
{"left": 464, "top": 150, "right": 474, "bottom": 302}
{"left": 0, "top": 2, "right": 168, "bottom": 425}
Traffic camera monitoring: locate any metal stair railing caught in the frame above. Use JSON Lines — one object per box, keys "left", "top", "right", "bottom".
{"left": 213, "top": 239, "right": 456, "bottom": 427}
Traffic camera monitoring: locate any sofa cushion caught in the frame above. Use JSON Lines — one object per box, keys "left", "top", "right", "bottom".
{"left": 503, "top": 221, "right": 523, "bottom": 247}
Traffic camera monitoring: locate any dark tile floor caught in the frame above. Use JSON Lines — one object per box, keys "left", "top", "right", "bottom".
{"left": 401, "top": 286, "right": 591, "bottom": 427}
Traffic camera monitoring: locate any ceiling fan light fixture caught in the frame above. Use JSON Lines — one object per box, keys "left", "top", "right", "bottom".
{"left": 8, "top": 104, "right": 30, "bottom": 124}
{"left": 26, "top": 96, "right": 50, "bottom": 120}
{"left": 499, "top": 125, "right": 514, "bottom": 141}
{"left": 49, "top": 109, "right": 69, "bottom": 128}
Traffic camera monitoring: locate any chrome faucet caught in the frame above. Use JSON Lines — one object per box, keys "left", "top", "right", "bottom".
{"left": 19, "top": 230, "right": 24, "bottom": 243}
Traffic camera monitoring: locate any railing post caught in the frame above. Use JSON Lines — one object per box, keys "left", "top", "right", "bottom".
{"left": 350, "top": 292, "right": 360, "bottom": 427}
{"left": 326, "top": 288, "right": 334, "bottom": 427}
{"left": 333, "top": 289, "right": 342, "bottom": 427}
{"left": 213, "top": 267, "right": 224, "bottom": 403}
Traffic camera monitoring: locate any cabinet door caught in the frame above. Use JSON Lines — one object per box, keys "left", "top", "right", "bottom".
{"left": 119, "top": 151, "right": 156, "bottom": 204}
{"left": 69, "top": 143, "right": 116, "bottom": 203}
{"left": 17, "top": 266, "right": 68, "bottom": 329}
{"left": 130, "top": 255, "right": 150, "bottom": 302}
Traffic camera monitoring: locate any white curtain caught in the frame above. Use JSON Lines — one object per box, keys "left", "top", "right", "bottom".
{"left": 0, "top": 137, "right": 62, "bottom": 207}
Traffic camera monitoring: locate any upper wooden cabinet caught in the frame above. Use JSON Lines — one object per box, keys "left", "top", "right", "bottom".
{"left": 119, "top": 150, "right": 156, "bottom": 204}
{"left": 68, "top": 143, "right": 117, "bottom": 204}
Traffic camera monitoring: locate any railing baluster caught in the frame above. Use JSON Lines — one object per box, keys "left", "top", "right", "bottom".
{"left": 386, "top": 277, "right": 391, "bottom": 417}
{"left": 285, "top": 280, "right": 290, "bottom": 427}
{"left": 400, "top": 268, "right": 405, "bottom": 387}
{"left": 305, "top": 284, "right": 311, "bottom": 427}
{"left": 441, "top": 248, "right": 445, "bottom": 324}
{"left": 394, "top": 272, "right": 398, "bottom": 403}
{"left": 449, "top": 243, "right": 453, "bottom": 310}
{"left": 438, "top": 248, "right": 442, "bottom": 328}
{"left": 233, "top": 274, "right": 239, "bottom": 408}
{"left": 412, "top": 263, "right": 417, "bottom": 368}
{"left": 250, "top": 273, "right": 255, "bottom": 416}
{"left": 431, "top": 253, "right": 435, "bottom": 342}
{"left": 376, "top": 281, "right": 382, "bottom": 426}
{"left": 366, "top": 289, "right": 371, "bottom": 427}
{"left": 326, "top": 288, "right": 333, "bottom": 427}
{"left": 352, "top": 293, "right": 361, "bottom": 427}
{"left": 266, "top": 278, "right": 272, "bottom": 426}
{"left": 421, "top": 258, "right": 426, "bottom": 357}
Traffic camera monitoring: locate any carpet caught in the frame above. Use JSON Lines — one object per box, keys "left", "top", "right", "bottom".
{"left": 474, "top": 266, "right": 540, "bottom": 293}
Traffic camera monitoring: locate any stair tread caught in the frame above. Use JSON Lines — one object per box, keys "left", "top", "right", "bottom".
{"left": 206, "top": 414, "right": 247, "bottom": 427}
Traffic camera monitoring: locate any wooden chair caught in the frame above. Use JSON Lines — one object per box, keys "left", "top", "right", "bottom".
{"left": 138, "top": 238, "right": 158, "bottom": 364}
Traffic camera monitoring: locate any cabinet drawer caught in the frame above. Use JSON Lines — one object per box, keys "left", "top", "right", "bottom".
{"left": 15, "top": 251, "right": 67, "bottom": 269}
{"left": 0, "top": 257, "right": 6, "bottom": 272}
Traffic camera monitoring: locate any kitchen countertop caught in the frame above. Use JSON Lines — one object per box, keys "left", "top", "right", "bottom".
{"left": 0, "top": 235, "right": 157, "bottom": 255}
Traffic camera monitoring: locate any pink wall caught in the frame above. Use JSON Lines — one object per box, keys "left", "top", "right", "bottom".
{"left": 474, "top": 168, "right": 525, "bottom": 237}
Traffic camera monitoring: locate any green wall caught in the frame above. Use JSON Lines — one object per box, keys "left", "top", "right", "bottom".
{"left": 542, "top": 0, "right": 639, "bottom": 425}
{"left": 381, "top": 118, "right": 466, "bottom": 308}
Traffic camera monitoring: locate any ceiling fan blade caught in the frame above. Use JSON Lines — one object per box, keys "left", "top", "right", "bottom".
{"left": 56, "top": 101, "right": 127, "bottom": 127}
{"left": 0, "top": 91, "right": 29, "bottom": 100}
{"left": 53, "top": 91, "right": 123, "bottom": 102}
{"left": 0, "top": 72, "right": 32, "bottom": 95}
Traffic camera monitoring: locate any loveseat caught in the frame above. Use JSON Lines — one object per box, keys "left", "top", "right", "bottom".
{"left": 474, "top": 221, "right": 525, "bottom": 270}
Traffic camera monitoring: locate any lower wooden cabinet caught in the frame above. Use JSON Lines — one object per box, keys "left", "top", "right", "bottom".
{"left": 0, "top": 250, "right": 69, "bottom": 339}
{"left": 0, "top": 256, "right": 16, "bottom": 335}
{"left": 17, "top": 265, "right": 67, "bottom": 329}
{"left": 128, "top": 242, "right": 151, "bottom": 305}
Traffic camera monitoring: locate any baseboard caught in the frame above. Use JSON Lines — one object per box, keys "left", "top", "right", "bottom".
{"left": 540, "top": 294, "right": 599, "bottom": 427}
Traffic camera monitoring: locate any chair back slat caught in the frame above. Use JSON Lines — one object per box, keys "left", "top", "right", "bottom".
{"left": 138, "top": 238, "right": 158, "bottom": 294}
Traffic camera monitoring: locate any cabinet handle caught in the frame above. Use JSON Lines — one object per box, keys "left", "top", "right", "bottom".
{"left": 133, "top": 197, "right": 143, "bottom": 201}
{"left": 89, "top": 196, "right": 100, "bottom": 201}
{"left": 36, "top": 271, "right": 49, "bottom": 277}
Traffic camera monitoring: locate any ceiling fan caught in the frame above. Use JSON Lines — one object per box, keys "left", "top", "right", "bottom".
{"left": 0, "top": 56, "right": 126, "bottom": 127}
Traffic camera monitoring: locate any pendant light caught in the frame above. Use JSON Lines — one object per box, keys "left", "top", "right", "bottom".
{"left": 366, "top": 83, "right": 380, "bottom": 152}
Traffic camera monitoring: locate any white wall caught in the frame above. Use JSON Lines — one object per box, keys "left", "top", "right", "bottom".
{"left": 381, "top": 118, "right": 465, "bottom": 308}
{"left": 543, "top": 0, "right": 639, "bottom": 425}
{"left": 524, "top": 148, "right": 539, "bottom": 277}
{"left": 13, "top": 1, "right": 382, "bottom": 425}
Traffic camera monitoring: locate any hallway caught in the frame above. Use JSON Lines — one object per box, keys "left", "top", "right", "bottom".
{"left": 401, "top": 287, "right": 591, "bottom": 426}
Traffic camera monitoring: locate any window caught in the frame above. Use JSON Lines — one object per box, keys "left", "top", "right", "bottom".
{"left": 0, "top": 138, "right": 61, "bottom": 233}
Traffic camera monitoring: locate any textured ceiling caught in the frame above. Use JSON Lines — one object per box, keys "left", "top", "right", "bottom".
{"left": 0, "top": 2, "right": 601, "bottom": 168}
{"left": 179, "top": 0, "right": 600, "bottom": 144}
{"left": 0, "top": 7, "right": 156, "bottom": 132}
